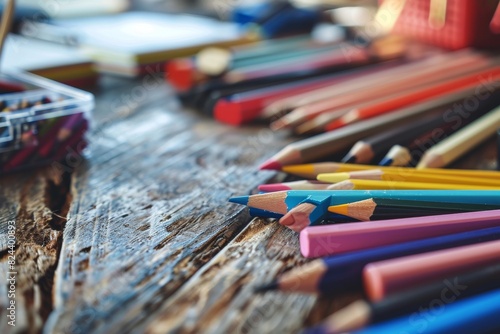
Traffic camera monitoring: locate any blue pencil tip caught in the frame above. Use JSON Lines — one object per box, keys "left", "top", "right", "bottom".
{"left": 229, "top": 196, "right": 249, "bottom": 205}
{"left": 379, "top": 157, "right": 392, "bottom": 166}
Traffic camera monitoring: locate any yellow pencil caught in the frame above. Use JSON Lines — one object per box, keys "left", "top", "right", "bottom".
{"left": 282, "top": 162, "right": 500, "bottom": 179}
{"left": 327, "top": 179, "right": 500, "bottom": 190}
{"left": 316, "top": 169, "right": 500, "bottom": 187}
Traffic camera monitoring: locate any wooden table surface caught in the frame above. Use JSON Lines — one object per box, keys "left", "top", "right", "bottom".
{"left": 1, "top": 74, "right": 497, "bottom": 334}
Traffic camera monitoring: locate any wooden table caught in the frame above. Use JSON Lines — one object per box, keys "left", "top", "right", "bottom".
{"left": 1, "top": 74, "right": 497, "bottom": 334}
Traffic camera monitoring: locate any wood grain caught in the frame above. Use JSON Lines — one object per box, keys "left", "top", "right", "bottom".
{"left": 0, "top": 168, "right": 72, "bottom": 334}
{"left": 42, "top": 81, "right": 292, "bottom": 334}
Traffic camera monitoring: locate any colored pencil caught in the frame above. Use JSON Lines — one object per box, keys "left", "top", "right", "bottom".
{"left": 259, "top": 85, "right": 492, "bottom": 169}
{"left": 280, "top": 161, "right": 500, "bottom": 179}
{"left": 326, "top": 179, "right": 499, "bottom": 190}
{"left": 293, "top": 110, "right": 347, "bottom": 135}
{"left": 258, "top": 180, "right": 330, "bottom": 192}
{"left": 229, "top": 190, "right": 500, "bottom": 226}
{"left": 342, "top": 114, "right": 450, "bottom": 164}
{"left": 309, "top": 263, "right": 500, "bottom": 334}
{"left": 299, "top": 209, "right": 500, "bottom": 257}
{"left": 356, "top": 289, "right": 500, "bottom": 334}
{"left": 327, "top": 198, "right": 500, "bottom": 221}
{"left": 325, "top": 67, "right": 500, "bottom": 131}
{"left": 196, "top": 39, "right": 344, "bottom": 77}
{"left": 326, "top": 67, "right": 500, "bottom": 131}
{"left": 271, "top": 51, "right": 493, "bottom": 130}
{"left": 380, "top": 90, "right": 500, "bottom": 166}
{"left": 378, "top": 144, "right": 413, "bottom": 166}
{"left": 418, "top": 105, "right": 500, "bottom": 168}
{"left": 185, "top": 51, "right": 373, "bottom": 110}
{"left": 363, "top": 239, "right": 500, "bottom": 301}
{"left": 317, "top": 169, "right": 500, "bottom": 187}
{"left": 212, "top": 68, "right": 372, "bottom": 125}
{"left": 167, "top": 35, "right": 339, "bottom": 90}
{"left": 261, "top": 49, "right": 480, "bottom": 118}
{"left": 254, "top": 226, "right": 500, "bottom": 295}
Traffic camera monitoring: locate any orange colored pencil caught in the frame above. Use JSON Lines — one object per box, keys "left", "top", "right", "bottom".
{"left": 325, "top": 66, "right": 500, "bottom": 131}
{"left": 271, "top": 53, "right": 493, "bottom": 130}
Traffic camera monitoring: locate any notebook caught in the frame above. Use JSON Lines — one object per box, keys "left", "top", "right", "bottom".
{"left": 2, "top": 34, "right": 98, "bottom": 88}
{"left": 21, "top": 12, "right": 254, "bottom": 76}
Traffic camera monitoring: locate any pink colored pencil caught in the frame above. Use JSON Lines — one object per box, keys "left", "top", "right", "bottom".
{"left": 299, "top": 209, "right": 500, "bottom": 258}
{"left": 363, "top": 239, "right": 500, "bottom": 301}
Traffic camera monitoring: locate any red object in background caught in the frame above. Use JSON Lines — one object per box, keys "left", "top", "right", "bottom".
{"left": 380, "top": 0, "right": 500, "bottom": 50}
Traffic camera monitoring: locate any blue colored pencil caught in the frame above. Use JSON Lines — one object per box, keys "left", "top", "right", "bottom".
{"left": 230, "top": 190, "right": 500, "bottom": 225}
{"left": 354, "top": 289, "right": 500, "bottom": 334}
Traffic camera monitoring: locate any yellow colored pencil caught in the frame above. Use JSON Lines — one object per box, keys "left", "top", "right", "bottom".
{"left": 316, "top": 169, "right": 500, "bottom": 187}
{"left": 281, "top": 162, "right": 500, "bottom": 179}
{"left": 327, "top": 179, "right": 500, "bottom": 190}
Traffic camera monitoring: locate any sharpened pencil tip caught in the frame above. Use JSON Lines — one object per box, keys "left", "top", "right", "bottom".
{"left": 254, "top": 280, "right": 279, "bottom": 293}
{"left": 341, "top": 154, "right": 356, "bottom": 164}
{"left": 379, "top": 157, "right": 393, "bottom": 166}
{"left": 228, "top": 196, "right": 249, "bottom": 205}
{"left": 260, "top": 159, "right": 282, "bottom": 170}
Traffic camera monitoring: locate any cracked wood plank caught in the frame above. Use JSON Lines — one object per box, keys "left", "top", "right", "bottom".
{"left": 0, "top": 168, "right": 72, "bottom": 334}
{"left": 44, "top": 81, "right": 291, "bottom": 334}
{"left": 143, "top": 218, "right": 361, "bottom": 334}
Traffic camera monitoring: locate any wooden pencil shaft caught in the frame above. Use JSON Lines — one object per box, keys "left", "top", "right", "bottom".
{"left": 190, "top": 60, "right": 369, "bottom": 109}
{"left": 277, "top": 50, "right": 486, "bottom": 110}
{"left": 403, "top": 90, "right": 500, "bottom": 164}
{"left": 367, "top": 113, "right": 446, "bottom": 153}
{"left": 338, "top": 66, "right": 500, "bottom": 127}
{"left": 275, "top": 85, "right": 484, "bottom": 165}
{"left": 283, "top": 53, "right": 491, "bottom": 126}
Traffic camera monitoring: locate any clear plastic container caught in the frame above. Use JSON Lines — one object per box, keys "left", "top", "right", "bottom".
{"left": 0, "top": 71, "right": 93, "bottom": 173}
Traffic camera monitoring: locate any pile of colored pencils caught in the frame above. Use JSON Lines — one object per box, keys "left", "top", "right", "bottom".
{"left": 164, "top": 19, "right": 500, "bottom": 334}
{"left": 231, "top": 177, "right": 500, "bottom": 332}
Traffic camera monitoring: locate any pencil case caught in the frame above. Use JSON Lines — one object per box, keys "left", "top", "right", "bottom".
{"left": 0, "top": 71, "right": 93, "bottom": 174}
{"left": 378, "top": 0, "right": 500, "bottom": 50}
